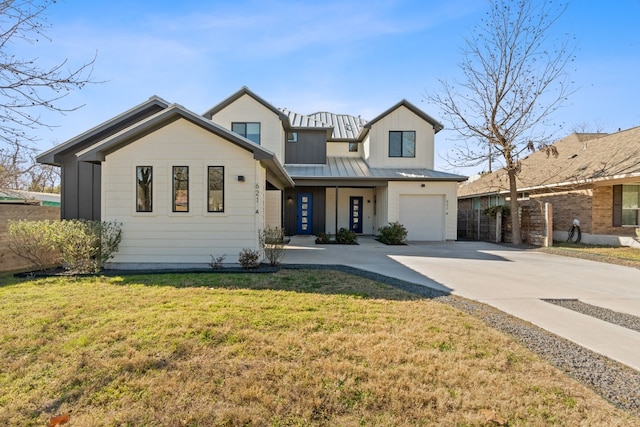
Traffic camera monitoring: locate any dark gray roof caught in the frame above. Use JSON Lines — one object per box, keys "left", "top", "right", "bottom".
{"left": 37, "top": 96, "right": 170, "bottom": 165}
{"left": 284, "top": 157, "right": 466, "bottom": 181}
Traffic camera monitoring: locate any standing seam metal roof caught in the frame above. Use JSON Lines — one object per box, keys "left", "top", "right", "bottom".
{"left": 279, "top": 108, "right": 367, "bottom": 140}
{"left": 284, "top": 157, "right": 466, "bottom": 181}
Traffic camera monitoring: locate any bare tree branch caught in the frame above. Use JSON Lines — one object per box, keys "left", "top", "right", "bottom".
{"left": 427, "top": 0, "right": 576, "bottom": 244}
{"left": 0, "top": 0, "right": 97, "bottom": 189}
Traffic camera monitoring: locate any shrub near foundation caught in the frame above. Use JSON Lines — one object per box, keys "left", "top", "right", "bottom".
{"left": 260, "top": 226, "right": 285, "bottom": 266}
{"left": 378, "top": 221, "right": 408, "bottom": 245}
{"left": 8, "top": 219, "right": 122, "bottom": 273}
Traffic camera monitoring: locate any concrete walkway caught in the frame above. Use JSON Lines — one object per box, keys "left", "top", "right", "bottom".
{"left": 282, "top": 236, "right": 640, "bottom": 371}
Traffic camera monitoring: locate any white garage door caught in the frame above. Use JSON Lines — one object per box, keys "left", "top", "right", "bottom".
{"left": 399, "top": 195, "right": 445, "bottom": 241}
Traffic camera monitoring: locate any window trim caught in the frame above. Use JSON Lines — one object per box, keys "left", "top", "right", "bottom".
{"left": 620, "top": 184, "right": 640, "bottom": 227}
{"left": 232, "top": 122, "right": 261, "bottom": 145}
{"left": 135, "top": 165, "right": 153, "bottom": 213}
{"left": 388, "top": 130, "right": 416, "bottom": 158}
{"left": 172, "top": 165, "right": 189, "bottom": 213}
{"left": 207, "top": 166, "right": 225, "bottom": 213}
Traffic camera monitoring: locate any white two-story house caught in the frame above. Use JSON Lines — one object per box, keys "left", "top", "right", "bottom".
{"left": 37, "top": 87, "right": 465, "bottom": 268}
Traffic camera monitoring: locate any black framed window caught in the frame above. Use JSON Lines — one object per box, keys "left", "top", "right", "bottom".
{"left": 232, "top": 122, "right": 260, "bottom": 144}
{"left": 208, "top": 166, "right": 224, "bottom": 212}
{"left": 172, "top": 166, "right": 189, "bottom": 212}
{"left": 389, "top": 131, "right": 416, "bottom": 157}
{"left": 136, "top": 166, "right": 152, "bottom": 212}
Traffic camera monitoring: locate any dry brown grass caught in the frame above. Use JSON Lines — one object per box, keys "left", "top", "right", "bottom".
{"left": 538, "top": 241, "right": 640, "bottom": 269}
{"left": 1, "top": 270, "right": 637, "bottom": 426}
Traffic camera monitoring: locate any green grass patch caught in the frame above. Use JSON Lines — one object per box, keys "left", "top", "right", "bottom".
{"left": 0, "top": 270, "right": 636, "bottom": 426}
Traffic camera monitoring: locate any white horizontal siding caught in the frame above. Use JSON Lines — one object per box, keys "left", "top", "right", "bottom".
{"left": 210, "top": 94, "right": 285, "bottom": 161}
{"left": 365, "top": 105, "right": 435, "bottom": 169}
{"left": 325, "top": 187, "right": 375, "bottom": 234}
{"left": 327, "top": 142, "right": 361, "bottom": 158}
{"left": 102, "top": 118, "right": 265, "bottom": 265}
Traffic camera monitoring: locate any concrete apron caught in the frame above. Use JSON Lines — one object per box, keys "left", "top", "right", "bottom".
{"left": 283, "top": 236, "right": 640, "bottom": 371}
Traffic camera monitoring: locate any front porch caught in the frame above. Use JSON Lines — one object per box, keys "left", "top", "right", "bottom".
{"left": 282, "top": 185, "right": 380, "bottom": 236}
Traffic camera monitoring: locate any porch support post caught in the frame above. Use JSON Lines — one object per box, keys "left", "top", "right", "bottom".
{"left": 335, "top": 185, "right": 339, "bottom": 236}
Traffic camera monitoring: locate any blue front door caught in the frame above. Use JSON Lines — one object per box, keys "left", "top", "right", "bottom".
{"left": 350, "top": 196, "right": 363, "bottom": 234}
{"left": 297, "top": 193, "right": 313, "bottom": 235}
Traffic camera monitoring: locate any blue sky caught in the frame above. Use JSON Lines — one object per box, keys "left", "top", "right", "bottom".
{"left": 26, "top": 0, "right": 640, "bottom": 174}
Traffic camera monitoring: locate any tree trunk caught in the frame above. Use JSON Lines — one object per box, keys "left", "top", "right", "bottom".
{"left": 508, "top": 170, "right": 521, "bottom": 245}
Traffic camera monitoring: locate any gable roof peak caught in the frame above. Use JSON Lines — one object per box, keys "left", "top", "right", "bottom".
{"left": 203, "top": 86, "right": 289, "bottom": 123}
{"left": 364, "top": 99, "right": 444, "bottom": 133}
{"left": 37, "top": 95, "right": 171, "bottom": 165}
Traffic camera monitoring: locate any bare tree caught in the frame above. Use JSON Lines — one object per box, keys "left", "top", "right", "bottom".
{"left": 428, "top": 0, "right": 575, "bottom": 244}
{"left": 0, "top": 0, "right": 96, "bottom": 186}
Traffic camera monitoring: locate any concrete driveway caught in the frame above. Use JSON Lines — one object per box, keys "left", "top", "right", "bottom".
{"left": 282, "top": 236, "right": 640, "bottom": 371}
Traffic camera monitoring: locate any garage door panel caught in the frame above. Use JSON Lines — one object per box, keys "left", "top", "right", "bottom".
{"left": 399, "top": 195, "right": 444, "bottom": 241}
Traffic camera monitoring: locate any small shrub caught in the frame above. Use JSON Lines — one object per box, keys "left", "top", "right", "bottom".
{"left": 209, "top": 254, "right": 226, "bottom": 269}
{"left": 59, "top": 220, "right": 123, "bottom": 273}
{"left": 7, "top": 219, "right": 122, "bottom": 274}
{"left": 377, "top": 221, "right": 408, "bottom": 245}
{"left": 260, "top": 226, "right": 285, "bottom": 266}
{"left": 315, "top": 232, "right": 330, "bottom": 244}
{"left": 335, "top": 227, "right": 358, "bottom": 244}
{"left": 238, "top": 248, "right": 260, "bottom": 269}
{"left": 7, "top": 220, "right": 62, "bottom": 270}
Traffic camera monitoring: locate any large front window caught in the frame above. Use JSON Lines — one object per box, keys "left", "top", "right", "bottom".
{"left": 232, "top": 122, "right": 260, "bottom": 144}
{"left": 172, "top": 166, "right": 189, "bottom": 212}
{"left": 622, "top": 185, "right": 640, "bottom": 226}
{"left": 208, "top": 166, "right": 224, "bottom": 212}
{"left": 389, "top": 131, "right": 416, "bottom": 157}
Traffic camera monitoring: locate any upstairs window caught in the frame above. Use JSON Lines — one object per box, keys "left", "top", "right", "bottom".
{"left": 389, "top": 131, "right": 416, "bottom": 157}
{"left": 136, "top": 166, "right": 152, "bottom": 212}
{"left": 172, "top": 166, "right": 189, "bottom": 212}
{"left": 349, "top": 142, "right": 358, "bottom": 152}
{"left": 208, "top": 166, "right": 225, "bottom": 212}
{"left": 287, "top": 131, "right": 298, "bottom": 142}
{"left": 232, "top": 122, "right": 261, "bottom": 144}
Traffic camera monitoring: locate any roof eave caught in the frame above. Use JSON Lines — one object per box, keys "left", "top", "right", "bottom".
{"left": 36, "top": 96, "right": 171, "bottom": 166}
{"left": 363, "top": 99, "right": 444, "bottom": 134}
{"left": 203, "top": 86, "right": 289, "bottom": 123}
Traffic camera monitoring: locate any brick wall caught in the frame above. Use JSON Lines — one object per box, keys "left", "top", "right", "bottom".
{"left": 531, "top": 190, "right": 592, "bottom": 233}
{"left": 458, "top": 184, "right": 638, "bottom": 246}
{"left": 592, "top": 186, "right": 636, "bottom": 236}
{"left": 0, "top": 204, "right": 60, "bottom": 272}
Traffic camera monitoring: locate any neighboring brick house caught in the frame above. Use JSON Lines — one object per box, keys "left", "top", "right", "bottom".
{"left": 458, "top": 128, "right": 640, "bottom": 247}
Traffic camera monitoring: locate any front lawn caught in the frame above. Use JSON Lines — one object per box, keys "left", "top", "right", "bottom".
{"left": 539, "top": 241, "right": 640, "bottom": 269}
{"left": 1, "top": 270, "right": 636, "bottom": 426}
